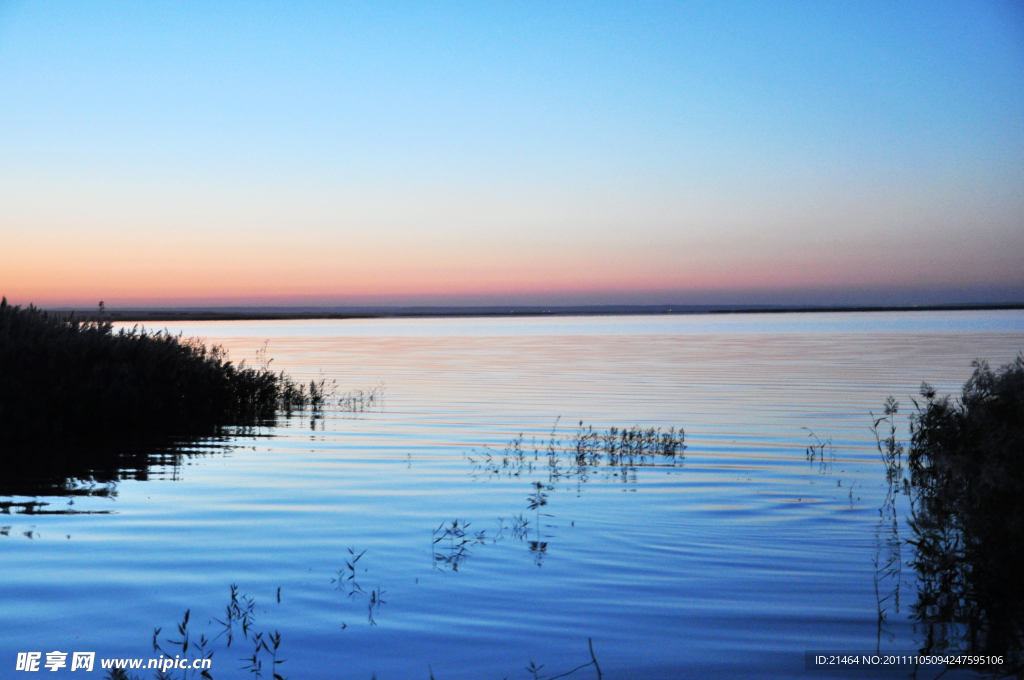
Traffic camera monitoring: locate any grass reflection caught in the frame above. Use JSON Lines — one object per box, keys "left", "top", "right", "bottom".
{"left": 0, "top": 436, "right": 235, "bottom": 504}
{"left": 462, "top": 420, "right": 685, "bottom": 568}
{"left": 431, "top": 520, "right": 486, "bottom": 572}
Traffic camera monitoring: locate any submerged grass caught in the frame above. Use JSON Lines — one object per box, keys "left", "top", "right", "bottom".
{"left": 0, "top": 299, "right": 323, "bottom": 446}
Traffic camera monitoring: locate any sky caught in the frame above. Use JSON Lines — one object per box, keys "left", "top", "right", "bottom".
{"left": 1, "top": 1, "right": 1022, "bottom": 308}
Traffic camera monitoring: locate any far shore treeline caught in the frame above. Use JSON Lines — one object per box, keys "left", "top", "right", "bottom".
{"left": 0, "top": 298, "right": 322, "bottom": 446}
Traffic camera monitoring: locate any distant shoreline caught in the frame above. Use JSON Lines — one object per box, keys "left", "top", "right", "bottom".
{"left": 46, "top": 302, "right": 1024, "bottom": 323}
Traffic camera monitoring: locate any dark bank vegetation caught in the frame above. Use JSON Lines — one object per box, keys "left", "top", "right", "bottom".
{"left": 902, "top": 356, "right": 1024, "bottom": 674}
{"left": 0, "top": 298, "right": 324, "bottom": 447}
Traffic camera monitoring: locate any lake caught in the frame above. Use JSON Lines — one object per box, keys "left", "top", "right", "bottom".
{"left": 3, "top": 311, "right": 1022, "bottom": 679}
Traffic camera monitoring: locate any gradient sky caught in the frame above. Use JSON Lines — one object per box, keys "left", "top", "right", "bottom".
{"left": 2, "top": 1, "right": 1022, "bottom": 307}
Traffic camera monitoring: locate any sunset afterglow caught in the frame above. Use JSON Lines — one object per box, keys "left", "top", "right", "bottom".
{"left": 2, "top": 2, "right": 1022, "bottom": 307}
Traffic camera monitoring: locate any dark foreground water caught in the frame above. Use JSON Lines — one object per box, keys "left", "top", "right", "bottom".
{"left": 2, "top": 311, "right": 1022, "bottom": 679}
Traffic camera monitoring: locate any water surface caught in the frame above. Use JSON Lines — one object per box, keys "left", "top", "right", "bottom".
{"left": 2, "top": 311, "right": 1022, "bottom": 679}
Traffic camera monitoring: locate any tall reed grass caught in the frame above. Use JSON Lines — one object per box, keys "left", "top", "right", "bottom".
{"left": 906, "top": 356, "right": 1024, "bottom": 670}
{"left": 0, "top": 298, "right": 321, "bottom": 446}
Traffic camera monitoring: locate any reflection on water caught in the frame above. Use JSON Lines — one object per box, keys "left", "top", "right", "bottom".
{"left": 1, "top": 447, "right": 191, "bottom": 526}
{"left": 857, "top": 358, "right": 1024, "bottom": 678}
{"left": 0, "top": 413, "right": 330, "bottom": 507}
{"left": 0, "top": 434, "right": 241, "bottom": 501}
{"left": 432, "top": 520, "right": 487, "bottom": 572}
{"left": 803, "top": 429, "right": 835, "bottom": 474}
{"left": 129, "top": 584, "right": 609, "bottom": 680}
{"left": 1, "top": 498, "right": 113, "bottom": 516}
{"left": 463, "top": 423, "right": 685, "bottom": 567}
{"left": 870, "top": 400, "right": 906, "bottom": 653}
{"left": 331, "top": 548, "right": 388, "bottom": 627}
{"left": 2, "top": 312, "right": 1022, "bottom": 679}
{"left": 468, "top": 422, "right": 685, "bottom": 487}
{"left": 139, "top": 585, "right": 276, "bottom": 680}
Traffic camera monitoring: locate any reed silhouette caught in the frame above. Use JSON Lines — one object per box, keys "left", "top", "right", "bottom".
{"left": 467, "top": 420, "right": 685, "bottom": 486}
{"left": 336, "top": 383, "right": 385, "bottom": 413}
{"left": 869, "top": 400, "right": 905, "bottom": 652}
{"left": 903, "top": 356, "right": 1024, "bottom": 675}
{"left": 0, "top": 298, "right": 323, "bottom": 447}
{"left": 802, "top": 428, "right": 835, "bottom": 474}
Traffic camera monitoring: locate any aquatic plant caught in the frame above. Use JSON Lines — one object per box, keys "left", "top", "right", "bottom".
{"left": 213, "top": 584, "right": 258, "bottom": 648}
{"left": 802, "top": 428, "right": 835, "bottom": 474}
{"left": 332, "top": 547, "right": 387, "bottom": 626}
{"left": 467, "top": 421, "right": 685, "bottom": 484}
{"left": 463, "top": 421, "right": 685, "bottom": 568}
{"left": 494, "top": 514, "right": 531, "bottom": 542}
{"left": 337, "top": 383, "right": 385, "bottom": 412}
{"left": 241, "top": 629, "right": 285, "bottom": 680}
{"left": 151, "top": 609, "right": 214, "bottom": 680}
{"left": 870, "top": 401, "right": 905, "bottom": 651}
{"left": 366, "top": 586, "right": 386, "bottom": 626}
{"left": 432, "top": 520, "right": 486, "bottom": 571}
{"left": 532, "top": 638, "right": 603, "bottom": 680}
{"left": 0, "top": 298, "right": 323, "bottom": 446}
{"left": 123, "top": 579, "right": 604, "bottom": 680}
{"left": 105, "top": 669, "right": 142, "bottom": 680}
{"left": 903, "top": 356, "right": 1024, "bottom": 672}
{"left": 124, "top": 585, "right": 288, "bottom": 680}
{"left": 332, "top": 547, "right": 367, "bottom": 598}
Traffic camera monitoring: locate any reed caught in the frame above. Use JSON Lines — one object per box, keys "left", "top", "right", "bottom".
{"left": 903, "top": 356, "right": 1024, "bottom": 670}
{"left": 468, "top": 420, "right": 685, "bottom": 484}
{"left": 337, "top": 383, "right": 385, "bottom": 412}
{"left": 0, "top": 299, "right": 323, "bottom": 446}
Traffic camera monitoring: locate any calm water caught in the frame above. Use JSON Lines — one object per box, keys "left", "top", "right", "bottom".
{"left": 3, "top": 311, "right": 1022, "bottom": 679}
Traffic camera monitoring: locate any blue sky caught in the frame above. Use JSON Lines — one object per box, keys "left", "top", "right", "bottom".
{"left": 1, "top": 1, "right": 1022, "bottom": 306}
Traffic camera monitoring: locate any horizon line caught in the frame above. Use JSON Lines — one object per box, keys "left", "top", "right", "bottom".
{"left": 31, "top": 301, "right": 1024, "bottom": 323}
